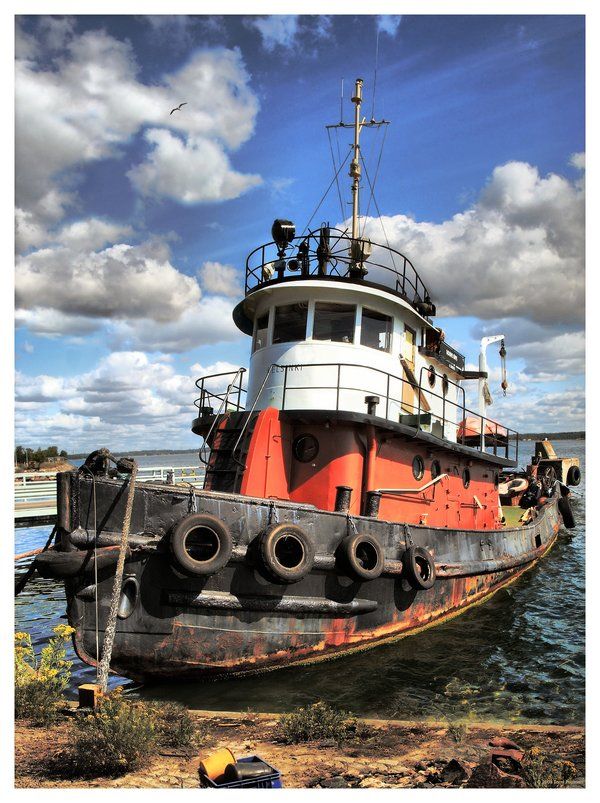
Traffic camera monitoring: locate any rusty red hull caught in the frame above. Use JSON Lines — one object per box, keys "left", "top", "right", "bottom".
{"left": 50, "top": 472, "right": 565, "bottom": 682}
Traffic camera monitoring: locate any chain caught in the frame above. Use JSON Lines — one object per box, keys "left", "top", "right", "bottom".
{"left": 403, "top": 522, "right": 414, "bottom": 549}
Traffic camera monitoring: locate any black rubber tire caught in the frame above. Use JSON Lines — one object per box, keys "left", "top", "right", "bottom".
{"left": 339, "top": 532, "right": 385, "bottom": 581}
{"left": 566, "top": 465, "right": 581, "bottom": 487}
{"left": 402, "top": 545, "right": 436, "bottom": 590}
{"left": 558, "top": 496, "right": 576, "bottom": 529}
{"left": 171, "top": 513, "right": 233, "bottom": 575}
{"left": 258, "top": 523, "right": 315, "bottom": 584}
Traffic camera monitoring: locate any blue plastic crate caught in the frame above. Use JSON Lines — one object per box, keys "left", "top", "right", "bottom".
{"left": 200, "top": 755, "right": 283, "bottom": 789}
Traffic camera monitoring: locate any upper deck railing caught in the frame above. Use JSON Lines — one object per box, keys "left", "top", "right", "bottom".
{"left": 193, "top": 364, "right": 519, "bottom": 463}
{"left": 245, "top": 227, "right": 435, "bottom": 315}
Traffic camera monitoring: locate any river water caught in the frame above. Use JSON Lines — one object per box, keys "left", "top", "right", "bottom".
{"left": 15, "top": 442, "right": 585, "bottom": 724}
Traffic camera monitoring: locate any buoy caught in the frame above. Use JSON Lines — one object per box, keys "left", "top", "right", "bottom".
{"left": 199, "top": 747, "right": 236, "bottom": 781}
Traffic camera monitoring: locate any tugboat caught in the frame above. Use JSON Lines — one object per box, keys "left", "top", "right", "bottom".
{"left": 34, "top": 79, "right": 580, "bottom": 681}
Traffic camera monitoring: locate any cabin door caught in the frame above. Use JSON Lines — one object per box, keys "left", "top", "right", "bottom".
{"left": 401, "top": 325, "right": 417, "bottom": 414}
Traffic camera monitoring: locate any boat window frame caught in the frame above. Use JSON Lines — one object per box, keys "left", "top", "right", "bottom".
{"left": 312, "top": 300, "right": 357, "bottom": 344}
{"left": 272, "top": 301, "right": 310, "bottom": 345}
{"left": 360, "top": 305, "right": 393, "bottom": 352}
{"left": 252, "top": 310, "right": 271, "bottom": 353}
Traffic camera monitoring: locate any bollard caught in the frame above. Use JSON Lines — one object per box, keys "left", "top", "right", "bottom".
{"left": 334, "top": 485, "right": 353, "bottom": 513}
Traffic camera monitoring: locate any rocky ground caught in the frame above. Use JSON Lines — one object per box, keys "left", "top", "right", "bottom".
{"left": 14, "top": 710, "right": 584, "bottom": 789}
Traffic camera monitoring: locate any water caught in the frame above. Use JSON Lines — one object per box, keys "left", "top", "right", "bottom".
{"left": 15, "top": 443, "right": 585, "bottom": 724}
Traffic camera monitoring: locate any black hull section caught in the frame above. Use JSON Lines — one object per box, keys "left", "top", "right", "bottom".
{"left": 52, "top": 472, "right": 565, "bottom": 681}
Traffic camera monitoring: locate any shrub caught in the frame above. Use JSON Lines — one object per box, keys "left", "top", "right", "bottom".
{"left": 521, "top": 747, "right": 578, "bottom": 788}
{"left": 70, "top": 688, "right": 157, "bottom": 777}
{"left": 276, "top": 701, "right": 359, "bottom": 744}
{"left": 150, "top": 701, "right": 205, "bottom": 752}
{"left": 14, "top": 625, "right": 75, "bottom": 725}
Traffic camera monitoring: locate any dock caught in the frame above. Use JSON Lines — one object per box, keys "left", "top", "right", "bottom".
{"left": 14, "top": 466, "right": 206, "bottom": 528}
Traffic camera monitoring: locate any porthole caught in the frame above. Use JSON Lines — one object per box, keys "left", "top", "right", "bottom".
{"left": 412, "top": 455, "right": 425, "bottom": 481}
{"left": 117, "top": 577, "right": 138, "bottom": 619}
{"left": 462, "top": 468, "right": 471, "bottom": 489}
{"left": 427, "top": 365, "right": 436, "bottom": 388}
{"left": 431, "top": 460, "right": 441, "bottom": 479}
{"left": 293, "top": 434, "right": 319, "bottom": 463}
{"left": 442, "top": 374, "right": 449, "bottom": 396}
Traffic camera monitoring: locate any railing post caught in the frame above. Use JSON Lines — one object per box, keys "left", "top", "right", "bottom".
{"left": 336, "top": 364, "right": 341, "bottom": 411}
{"left": 385, "top": 372, "right": 390, "bottom": 420}
{"left": 282, "top": 365, "right": 288, "bottom": 409}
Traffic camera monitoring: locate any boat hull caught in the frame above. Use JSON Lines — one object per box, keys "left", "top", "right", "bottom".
{"left": 55, "top": 472, "right": 564, "bottom": 682}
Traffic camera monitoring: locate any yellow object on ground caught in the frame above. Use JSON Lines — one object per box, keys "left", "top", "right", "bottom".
{"left": 199, "top": 747, "right": 236, "bottom": 781}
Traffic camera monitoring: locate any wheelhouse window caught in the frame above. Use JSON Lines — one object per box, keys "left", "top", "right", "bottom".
{"left": 252, "top": 313, "right": 269, "bottom": 352}
{"left": 272, "top": 302, "right": 308, "bottom": 344}
{"left": 313, "top": 302, "right": 356, "bottom": 343}
{"left": 361, "top": 307, "right": 392, "bottom": 351}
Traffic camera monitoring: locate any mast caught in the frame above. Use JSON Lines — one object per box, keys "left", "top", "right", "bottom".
{"left": 350, "top": 78, "right": 363, "bottom": 242}
{"left": 326, "top": 78, "right": 389, "bottom": 254}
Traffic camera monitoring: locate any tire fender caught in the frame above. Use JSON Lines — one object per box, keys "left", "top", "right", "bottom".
{"left": 558, "top": 496, "right": 576, "bottom": 529}
{"left": 257, "top": 523, "right": 315, "bottom": 584}
{"left": 171, "top": 513, "right": 233, "bottom": 575}
{"left": 338, "top": 532, "right": 385, "bottom": 581}
{"left": 402, "top": 545, "right": 436, "bottom": 590}
{"left": 566, "top": 465, "right": 581, "bottom": 487}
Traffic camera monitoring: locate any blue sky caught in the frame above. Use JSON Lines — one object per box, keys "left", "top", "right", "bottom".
{"left": 14, "top": 13, "right": 585, "bottom": 451}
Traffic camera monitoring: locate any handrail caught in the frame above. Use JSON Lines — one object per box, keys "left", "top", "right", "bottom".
{"left": 198, "top": 367, "right": 247, "bottom": 466}
{"left": 244, "top": 227, "right": 432, "bottom": 311}
{"left": 230, "top": 363, "right": 284, "bottom": 467}
{"left": 194, "top": 369, "right": 247, "bottom": 413}
{"left": 192, "top": 360, "right": 519, "bottom": 464}
{"left": 270, "top": 361, "right": 518, "bottom": 461}
{"left": 374, "top": 473, "right": 449, "bottom": 494}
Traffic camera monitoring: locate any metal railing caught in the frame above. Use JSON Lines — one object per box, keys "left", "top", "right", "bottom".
{"left": 244, "top": 227, "right": 432, "bottom": 311}
{"left": 194, "top": 369, "right": 246, "bottom": 414}
{"left": 14, "top": 465, "right": 206, "bottom": 509}
{"left": 193, "top": 362, "right": 519, "bottom": 462}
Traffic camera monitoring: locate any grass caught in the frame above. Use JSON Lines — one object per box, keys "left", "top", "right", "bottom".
{"left": 275, "top": 701, "right": 365, "bottom": 745}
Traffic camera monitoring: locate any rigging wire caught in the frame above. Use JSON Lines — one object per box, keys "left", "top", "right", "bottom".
{"left": 360, "top": 150, "right": 398, "bottom": 271}
{"left": 301, "top": 146, "right": 352, "bottom": 236}
{"left": 327, "top": 126, "right": 345, "bottom": 218}
{"left": 361, "top": 123, "right": 388, "bottom": 237}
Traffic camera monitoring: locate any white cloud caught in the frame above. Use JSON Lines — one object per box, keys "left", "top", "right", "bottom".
{"left": 14, "top": 352, "right": 247, "bottom": 450}
{"left": 360, "top": 157, "right": 585, "bottom": 325}
{"left": 376, "top": 15, "right": 403, "bottom": 37}
{"left": 16, "top": 240, "right": 200, "bottom": 323}
{"left": 128, "top": 129, "right": 261, "bottom": 203}
{"left": 110, "top": 297, "right": 242, "bottom": 353}
{"left": 15, "top": 29, "right": 261, "bottom": 227}
{"left": 249, "top": 16, "right": 299, "bottom": 51}
{"left": 198, "top": 261, "right": 242, "bottom": 297}
{"left": 570, "top": 152, "right": 585, "bottom": 171}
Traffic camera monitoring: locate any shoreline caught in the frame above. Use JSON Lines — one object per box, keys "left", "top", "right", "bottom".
{"left": 15, "top": 709, "right": 585, "bottom": 789}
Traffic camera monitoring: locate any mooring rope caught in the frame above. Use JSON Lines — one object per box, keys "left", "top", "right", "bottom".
{"left": 97, "top": 458, "right": 138, "bottom": 692}
{"left": 14, "top": 524, "right": 57, "bottom": 596}
{"left": 80, "top": 465, "right": 100, "bottom": 681}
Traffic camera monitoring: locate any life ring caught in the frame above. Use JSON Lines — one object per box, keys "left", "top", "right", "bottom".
{"left": 402, "top": 545, "right": 436, "bottom": 590}
{"left": 171, "top": 513, "right": 233, "bottom": 575}
{"left": 338, "top": 532, "right": 385, "bottom": 581}
{"left": 566, "top": 465, "right": 581, "bottom": 487}
{"left": 558, "top": 496, "right": 576, "bottom": 529}
{"left": 258, "top": 523, "right": 315, "bottom": 583}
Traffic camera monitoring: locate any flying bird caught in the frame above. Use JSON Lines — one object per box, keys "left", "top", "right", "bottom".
{"left": 170, "top": 102, "right": 187, "bottom": 115}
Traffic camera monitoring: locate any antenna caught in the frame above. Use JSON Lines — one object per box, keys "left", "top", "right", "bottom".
{"left": 340, "top": 78, "right": 344, "bottom": 124}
